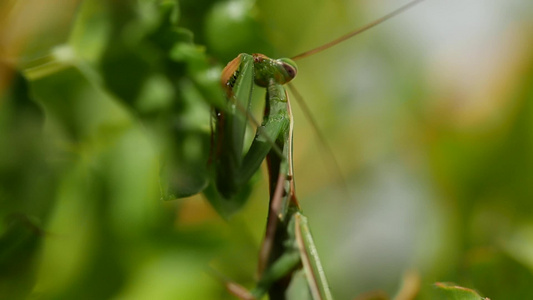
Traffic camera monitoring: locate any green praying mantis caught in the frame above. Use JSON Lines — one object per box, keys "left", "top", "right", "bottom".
{"left": 180, "top": 0, "right": 426, "bottom": 299}
{"left": 213, "top": 52, "right": 330, "bottom": 299}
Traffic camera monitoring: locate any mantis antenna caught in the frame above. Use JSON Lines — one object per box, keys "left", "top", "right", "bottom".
{"left": 287, "top": 0, "right": 425, "bottom": 194}
{"left": 291, "top": 0, "right": 425, "bottom": 61}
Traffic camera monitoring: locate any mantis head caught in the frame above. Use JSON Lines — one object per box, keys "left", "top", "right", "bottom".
{"left": 252, "top": 54, "right": 298, "bottom": 87}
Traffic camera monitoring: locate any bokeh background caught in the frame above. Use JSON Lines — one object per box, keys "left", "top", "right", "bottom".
{"left": 1, "top": 0, "right": 533, "bottom": 299}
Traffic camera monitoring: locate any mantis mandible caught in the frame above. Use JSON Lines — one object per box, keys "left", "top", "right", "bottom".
{"left": 198, "top": 0, "right": 426, "bottom": 299}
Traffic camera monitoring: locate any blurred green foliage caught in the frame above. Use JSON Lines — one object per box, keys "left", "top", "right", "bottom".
{"left": 1, "top": 0, "right": 533, "bottom": 299}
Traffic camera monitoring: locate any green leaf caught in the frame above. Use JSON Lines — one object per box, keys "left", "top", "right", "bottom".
{"left": 201, "top": 180, "right": 253, "bottom": 219}
{"left": 0, "top": 214, "right": 43, "bottom": 299}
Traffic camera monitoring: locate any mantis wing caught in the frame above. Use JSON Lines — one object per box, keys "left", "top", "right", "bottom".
{"left": 206, "top": 53, "right": 256, "bottom": 217}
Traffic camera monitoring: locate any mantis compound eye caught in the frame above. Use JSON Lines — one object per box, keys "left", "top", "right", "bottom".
{"left": 277, "top": 58, "right": 298, "bottom": 82}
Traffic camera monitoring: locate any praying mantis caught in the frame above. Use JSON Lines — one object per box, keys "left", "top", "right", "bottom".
{"left": 180, "top": 0, "right": 426, "bottom": 299}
